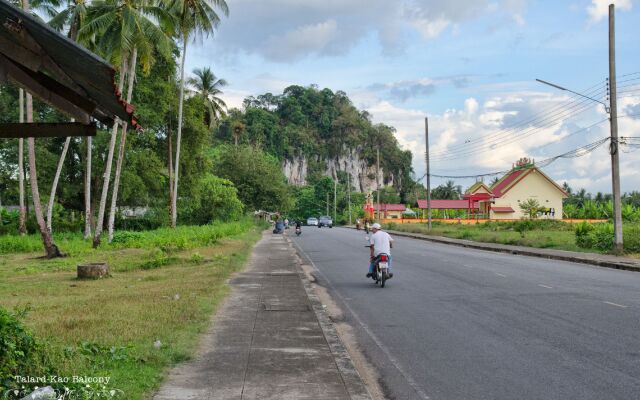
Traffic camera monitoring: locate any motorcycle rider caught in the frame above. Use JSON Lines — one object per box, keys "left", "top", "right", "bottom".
{"left": 366, "top": 223, "right": 394, "bottom": 279}
{"left": 295, "top": 220, "right": 302, "bottom": 232}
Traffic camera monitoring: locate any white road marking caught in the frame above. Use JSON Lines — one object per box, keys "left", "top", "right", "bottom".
{"left": 462, "top": 264, "right": 474, "bottom": 268}
{"left": 494, "top": 272, "right": 507, "bottom": 277}
{"left": 538, "top": 284, "right": 553, "bottom": 289}
{"left": 603, "top": 301, "right": 628, "bottom": 308}
{"left": 293, "top": 241, "right": 431, "bottom": 400}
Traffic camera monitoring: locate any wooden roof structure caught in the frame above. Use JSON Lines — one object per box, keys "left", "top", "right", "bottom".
{"left": 0, "top": 0, "right": 137, "bottom": 138}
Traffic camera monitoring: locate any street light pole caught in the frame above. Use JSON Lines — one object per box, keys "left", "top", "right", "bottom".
{"left": 425, "top": 117, "right": 432, "bottom": 230}
{"left": 326, "top": 192, "right": 329, "bottom": 216}
{"left": 334, "top": 178, "right": 337, "bottom": 223}
{"left": 376, "top": 146, "right": 380, "bottom": 222}
{"left": 608, "top": 3, "right": 623, "bottom": 253}
{"left": 348, "top": 173, "right": 352, "bottom": 225}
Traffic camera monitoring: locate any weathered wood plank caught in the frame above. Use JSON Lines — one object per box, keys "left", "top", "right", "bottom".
{"left": 0, "top": 54, "right": 92, "bottom": 123}
{"left": 0, "top": 122, "right": 96, "bottom": 138}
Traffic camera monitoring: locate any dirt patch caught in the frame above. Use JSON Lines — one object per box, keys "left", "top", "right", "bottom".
{"left": 300, "top": 263, "right": 385, "bottom": 400}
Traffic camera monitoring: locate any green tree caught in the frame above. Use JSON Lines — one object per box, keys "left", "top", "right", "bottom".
{"left": 170, "top": 0, "right": 229, "bottom": 228}
{"left": 519, "top": 198, "right": 542, "bottom": 219}
{"left": 183, "top": 174, "right": 243, "bottom": 223}
{"left": 211, "top": 145, "right": 291, "bottom": 212}
{"left": 431, "top": 180, "right": 461, "bottom": 200}
{"left": 80, "top": 0, "right": 173, "bottom": 244}
{"left": 188, "top": 67, "right": 227, "bottom": 129}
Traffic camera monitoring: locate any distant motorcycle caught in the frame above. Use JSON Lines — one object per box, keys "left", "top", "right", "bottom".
{"left": 295, "top": 226, "right": 302, "bottom": 236}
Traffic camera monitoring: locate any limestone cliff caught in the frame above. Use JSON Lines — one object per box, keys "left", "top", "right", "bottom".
{"left": 282, "top": 148, "right": 391, "bottom": 193}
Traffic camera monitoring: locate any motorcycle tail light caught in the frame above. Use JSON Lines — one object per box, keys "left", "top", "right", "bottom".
{"left": 379, "top": 255, "right": 388, "bottom": 261}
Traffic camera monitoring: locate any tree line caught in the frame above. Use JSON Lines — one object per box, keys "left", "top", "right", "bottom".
{"left": 1, "top": 2, "right": 421, "bottom": 257}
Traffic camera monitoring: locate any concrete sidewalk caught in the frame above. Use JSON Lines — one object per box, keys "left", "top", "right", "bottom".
{"left": 381, "top": 228, "right": 640, "bottom": 272}
{"left": 154, "top": 232, "right": 371, "bottom": 400}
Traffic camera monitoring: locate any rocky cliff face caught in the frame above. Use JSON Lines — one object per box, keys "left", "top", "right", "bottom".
{"left": 282, "top": 148, "right": 391, "bottom": 192}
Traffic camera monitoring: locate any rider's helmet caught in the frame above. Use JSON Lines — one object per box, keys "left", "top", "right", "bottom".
{"left": 371, "top": 223, "right": 382, "bottom": 230}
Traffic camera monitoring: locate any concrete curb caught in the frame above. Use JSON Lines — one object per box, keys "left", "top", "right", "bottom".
{"left": 378, "top": 228, "right": 640, "bottom": 272}
{"left": 285, "top": 236, "right": 372, "bottom": 400}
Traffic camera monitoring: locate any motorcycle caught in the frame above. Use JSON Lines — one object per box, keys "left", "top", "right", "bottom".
{"left": 295, "top": 226, "right": 302, "bottom": 236}
{"left": 366, "top": 244, "right": 390, "bottom": 288}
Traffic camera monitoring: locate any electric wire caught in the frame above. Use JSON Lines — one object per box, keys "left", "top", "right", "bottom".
{"left": 430, "top": 138, "right": 610, "bottom": 179}
{"left": 429, "top": 81, "right": 607, "bottom": 158}
{"left": 430, "top": 85, "right": 607, "bottom": 160}
{"left": 431, "top": 92, "right": 606, "bottom": 161}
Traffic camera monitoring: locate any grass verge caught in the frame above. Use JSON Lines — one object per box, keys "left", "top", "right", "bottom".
{"left": 384, "top": 220, "right": 640, "bottom": 257}
{"left": 0, "top": 221, "right": 264, "bottom": 399}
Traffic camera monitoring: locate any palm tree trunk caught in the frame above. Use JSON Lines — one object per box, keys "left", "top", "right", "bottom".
{"left": 84, "top": 135, "right": 92, "bottom": 238}
{"left": 18, "top": 89, "right": 26, "bottom": 235}
{"left": 168, "top": 130, "right": 174, "bottom": 223}
{"left": 93, "top": 58, "right": 127, "bottom": 248}
{"left": 26, "top": 93, "right": 60, "bottom": 258}
{"left": 108, "top": 48, "right": 137, "bottom": 242}
{"left": 171, "top": 35, "right": 188, "bottom": 228}
{"left": 21, "top": 0, "right": 58, "bottom": 257}
{"left": 46, "top": 136, "right": 71, "bottom": 233}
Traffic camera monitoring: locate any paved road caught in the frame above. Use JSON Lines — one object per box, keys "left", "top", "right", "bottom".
{"left": 291, "top": 227, "right": 640, "bottom": 400}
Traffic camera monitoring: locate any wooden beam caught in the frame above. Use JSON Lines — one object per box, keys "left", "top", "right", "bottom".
{"left": 0, "top": 35, "right": 42, "bottom": 71}
{"left": 0, "top": 54, "right": 92, "bottom": 124}
{"left": 0, "top": 122, "right": 96, "bottom": 138}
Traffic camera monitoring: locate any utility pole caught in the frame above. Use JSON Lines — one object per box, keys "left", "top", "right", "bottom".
{"left": 609, "top": 3, "right": 623, "bottom": 253}
{"left": 425, "top": 117, "right": 432, "bottom": 230}
{"left": 348, "top": 173, "right": 352, "bottom": 225}
{"left": 376, "top": 146, "right": 380, "bottom": 221}
{"left": 326, "top": 192, "right": 329, "bottom": 216}
{"left": 333, "top": 179, "right": 337, "bottom": 223}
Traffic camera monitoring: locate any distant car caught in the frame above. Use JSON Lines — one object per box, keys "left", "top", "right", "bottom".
{"left": 318, "top": 216, "right": 333, "bottom": 228}
{"left": 306, "top": 217, "right": 319, "bottom": 226}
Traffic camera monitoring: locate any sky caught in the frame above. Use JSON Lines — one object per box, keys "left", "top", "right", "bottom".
{"left": 187, "top": 0, "right": 640, "bottom": 194}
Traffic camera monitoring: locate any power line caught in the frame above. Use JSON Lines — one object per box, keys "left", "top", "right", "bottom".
{"left": 430, "top": 82, "right": 606, "bottom": 158}
{"left": 431, "top": 84, "right": 606, "bottom": 159}
{"left": 430, "top": 137, "right": 610, "bottom": 179}
{"left": 432, "top": 93, "right": 606, "bottom": 161}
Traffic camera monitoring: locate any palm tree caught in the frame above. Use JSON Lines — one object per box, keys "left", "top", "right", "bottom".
{"left": 187, "top": 67, "right": 227, "bottom": 129}
{"left": 21, "top": 0, "right": 61, "bottom": 257}
{"left": 49, "top": 1, "right": 92, "bottom": 237}
{"left": 432, "top": 180, "right": 461, "bottom": 200}
{"left": 170, "top": 0, "right": 229, "bottom": 228}
{"left": 46, "top": 136, "right": 71, "bottom": 233}
{"left": 12, "top": 0, "right": 59, "bottom": 238}
{"left": 80, "top": 0, "right": 172, "bottom": 246}
{"left": 18, "top": 90, "right": 26, "bottom": 235}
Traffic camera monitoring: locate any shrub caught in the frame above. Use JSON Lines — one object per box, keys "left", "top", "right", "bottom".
{"left": 623, "top": 225, "right": 640, "bottom": 253}
{"left": 575, "top": 221, "right": 595, "bottom": 248}
{"left": 0, "top": 307, "right": 48, "bottom": 391}
{"left": 110, "top": 231, "right": 144, "bottom": 246}
{"left": 515, "top": 220, "right": 534, "bottom": 238}
{"left": 592, "top": 224, "right": 614, "bottom": 251}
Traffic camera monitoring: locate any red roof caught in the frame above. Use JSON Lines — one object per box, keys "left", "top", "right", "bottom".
{"left": 492, "top": 206, "right": 515, "bottom": 212}
{"left": 371, "top": 203, "right": 406, "bottom": 212}
{"left": 491, "top": 169, "right": 529, "bottom": 197}
{"left": 417, "top": 200, "right": 478, "bottom": 210}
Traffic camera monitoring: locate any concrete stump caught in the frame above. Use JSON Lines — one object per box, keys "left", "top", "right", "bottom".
{"left": 77, "top": 262, "right": 109, "bottom": 279}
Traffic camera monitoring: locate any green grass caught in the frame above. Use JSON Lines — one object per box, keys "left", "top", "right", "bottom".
{"left": 385, "top": 220, "right": 640, "bottom": 256}
{"left": 0, "top": 220, "right": 264, "bottom": 399}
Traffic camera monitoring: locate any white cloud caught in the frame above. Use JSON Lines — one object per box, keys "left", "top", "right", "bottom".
{"left": 360, "top": 86, "right": 640, "bottom": 193}
{"left": 263, "top": 20, "right": 340, "bottom": 61}
{"left": 204, "top": 0, "right": 531, "bottom": 63}
{"left": 587, "top": 0, "right": 632, "bottom": 23}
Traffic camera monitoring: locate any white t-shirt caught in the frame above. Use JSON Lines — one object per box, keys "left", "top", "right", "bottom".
{"left": 370, "top": 231, "right": 393, "bottom": 256}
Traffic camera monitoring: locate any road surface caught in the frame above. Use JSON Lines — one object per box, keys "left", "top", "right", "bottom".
{"left": 291, "top": 227, "right": 640, "bottom": 400}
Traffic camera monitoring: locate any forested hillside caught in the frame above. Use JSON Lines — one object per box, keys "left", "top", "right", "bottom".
{"left": 215, "top": 86, "right": 414, "bottom": 193}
